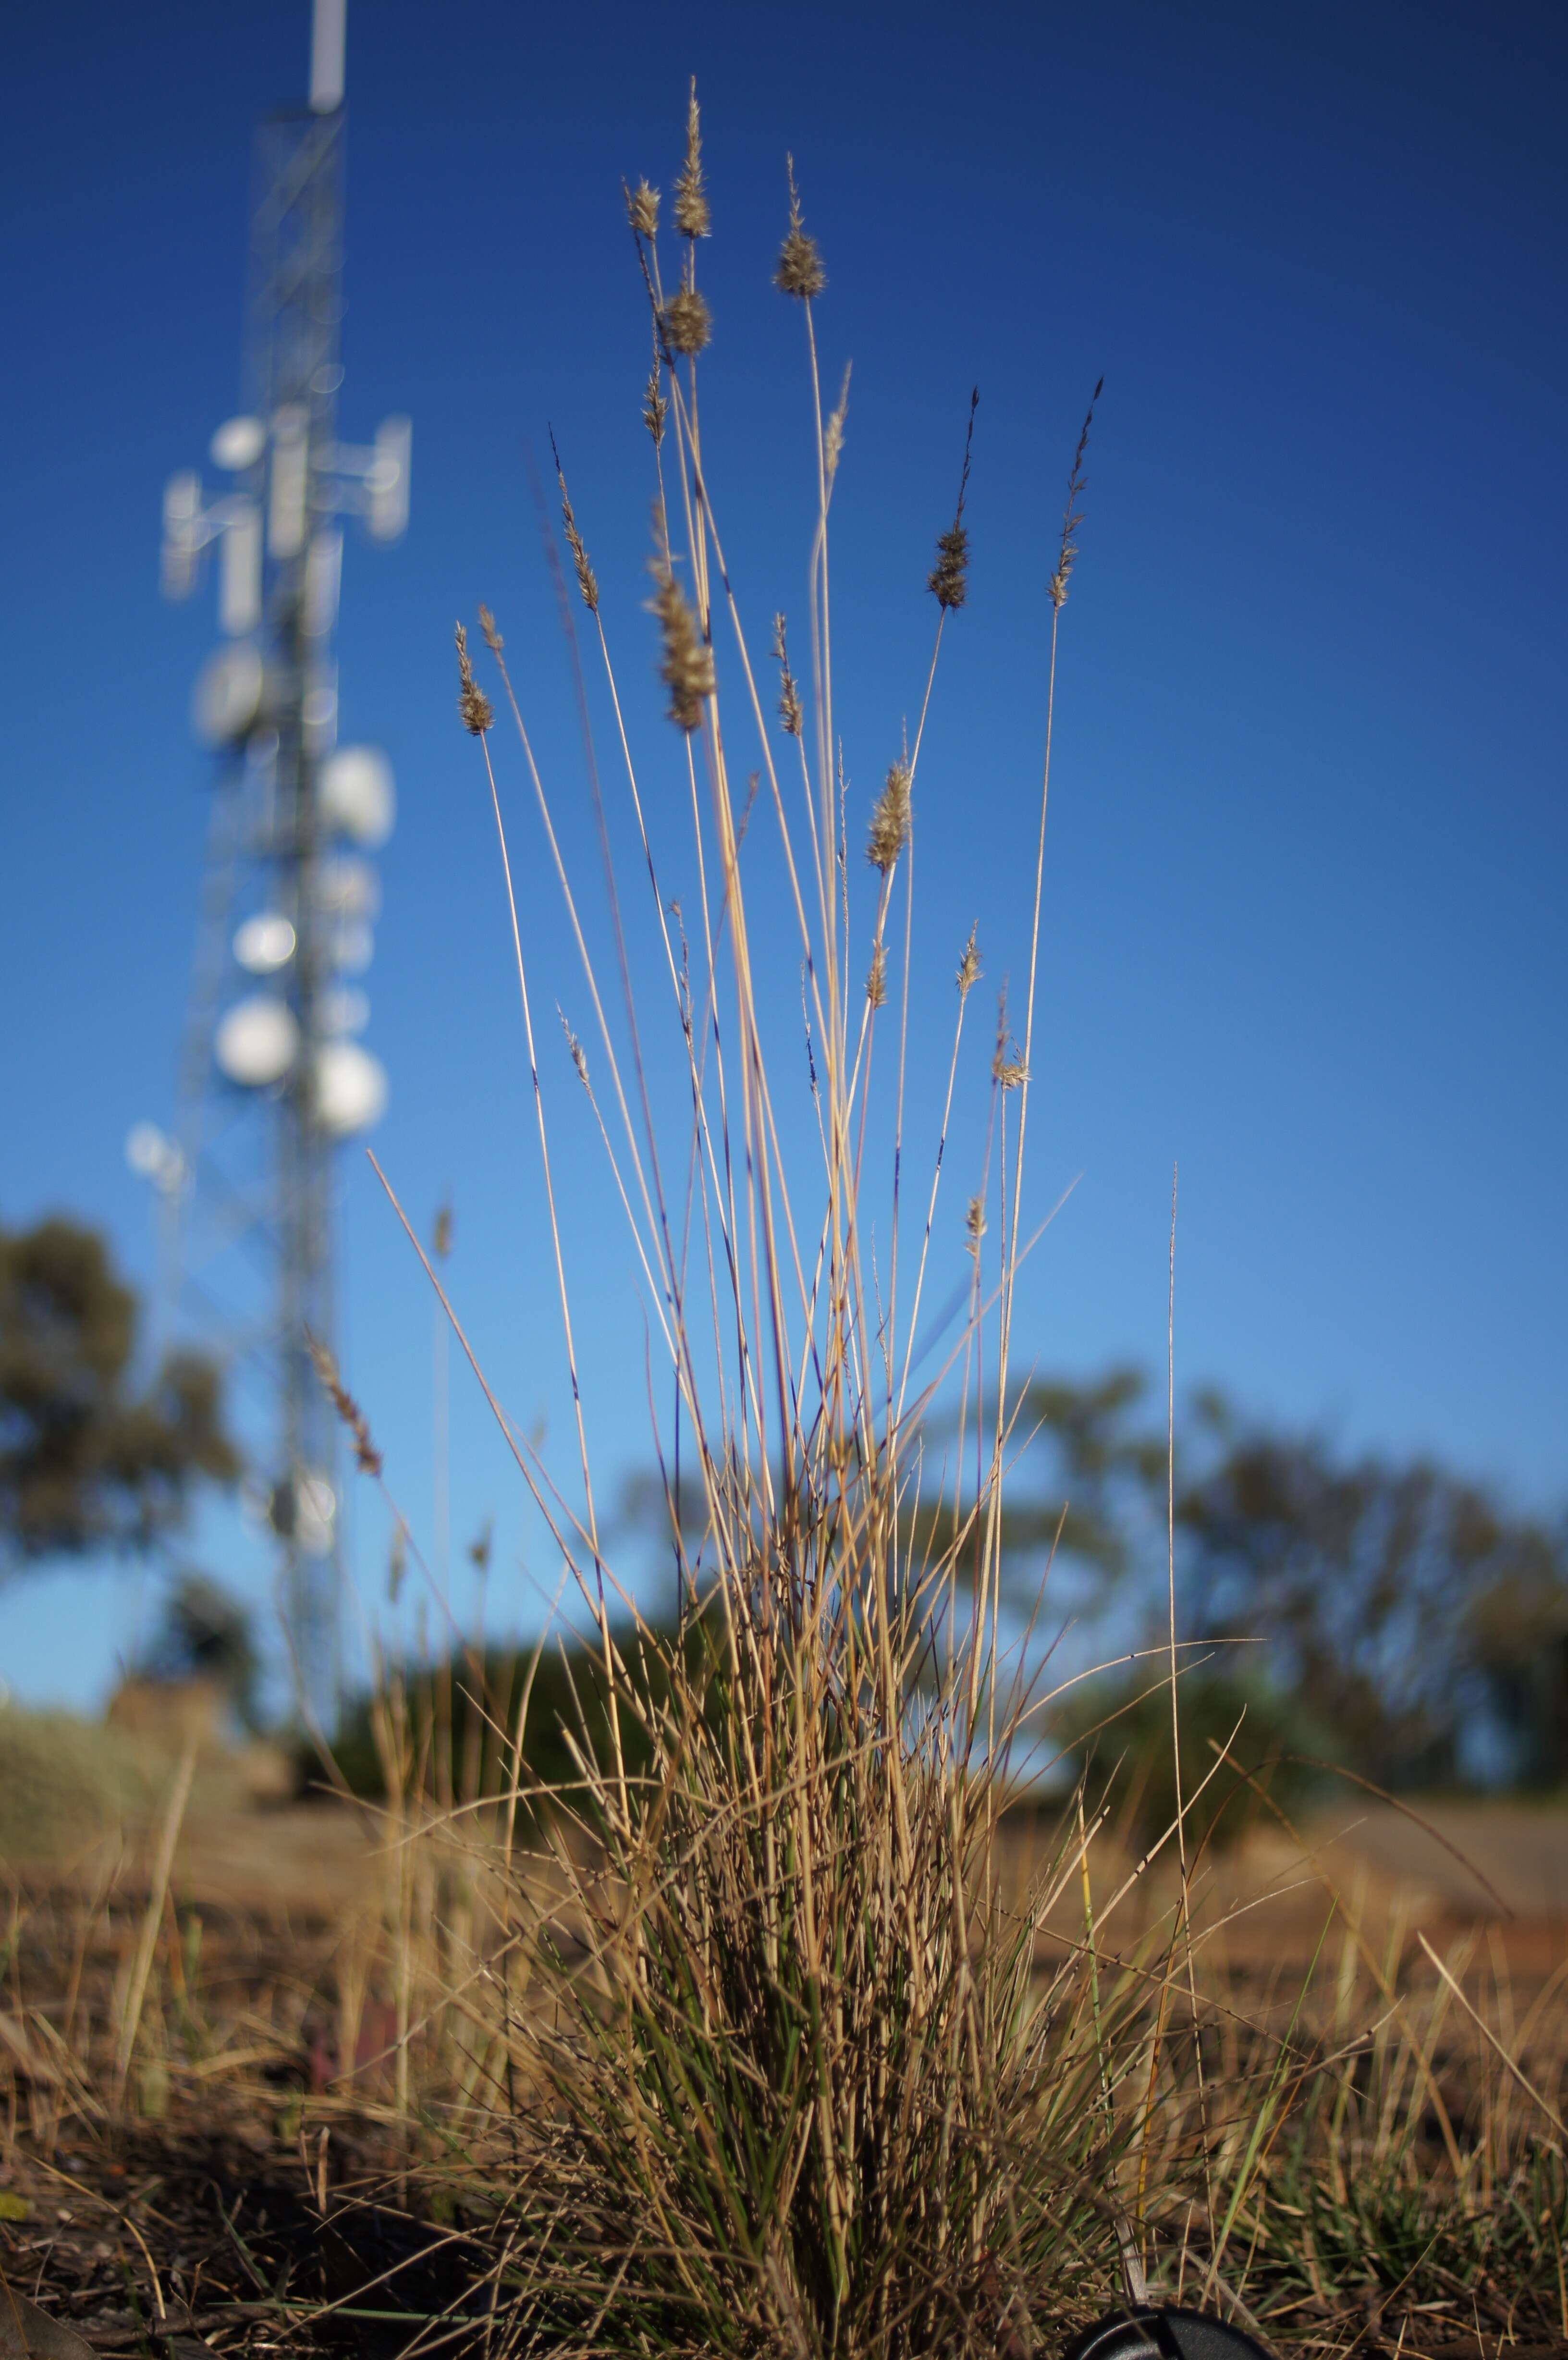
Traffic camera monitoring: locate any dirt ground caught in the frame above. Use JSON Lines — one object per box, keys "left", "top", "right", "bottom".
{"left": 5, "top": 1790, "right": 1568, "bottom": 2360}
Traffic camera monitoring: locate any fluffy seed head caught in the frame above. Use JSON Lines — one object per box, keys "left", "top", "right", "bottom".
{"left": 649, "top": 566, "right": 714, "bottom": 732}
{"left": 674, "top": 82, "right": 710, "bottom": 238}
{"left": 551, "top": 432, "right": 599, "bottom": 613}
{"left": 560, "top": 1010, "right": 590, "bottom": 1090}
{"left": 772, "top": 613, "right": 803, "bottom": 737}
{"left": 867, "top": 760, "right": 911, "bottom": 873}
{"left": 774, "top": 156, "right": 825, "bottom": 300}
{"left": 965, "top": 1195, "right": 987, "bottom": 1256}
{"left": 662, "top": 286, "right": 712, "bottom": 357}
{"left": 643, "top": 361, "right": 667, "bottom": 447}
{"left": 928, "top": 522, "right": 970, "bottom": 611}
{"left": 865, "top": 940, "right": 888, "bottom": 1009}
{"left": 478, "top": 604, "right": 503, "bottom": 656}
{"left": 454, "top": 621, "right": 493, "bottom": 736}
{"left": 992, "top": 1036, "right": 1027, "bottom": 1091}
{"left": 929, "top": 388, "right": 979, "bottom": 610}
{"left": 956, "top": 926, "right": 981, "bottom": 997}
{"left": 626, "top": 178, "right": 660, "bottom": 238}
{"left": 824, "top": 364, "right": 851, "bottom": 484}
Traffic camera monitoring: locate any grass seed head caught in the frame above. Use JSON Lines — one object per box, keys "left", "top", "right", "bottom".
{"left": 307, "top": 1335, "right": 382, "bottom": 1475}
{"left": 772, "top": 612, "right": 803, "bottom": 736}
{"left": 823, "top": 363, "right": 851, "bottom": 484}
{"left": 929, "top": 388, "right": 979, "bottom": 609}
{"left": 991, "top": 986, "right": 1027, "bottom": 1088}
{"left": 560, "top": 1010, "right": 590, "bottom": 1090}
{"left": 965, "top": 1193, "right": 987, "bottom": 1255}
{"left": 1049, "top": 376, "right": 1102, "bottom": 613}
{"left": 774, "top": 155, "right": 825, "bottom": 300}
{"left": 550, "top": 432, "right": 599, "bottom": 613}
{"left": 477, "top": 603, "right": 503, "bottom": 656}
{"left": 957, "top": 925, "right": 981, "bottom": 997}
{"left": 662, "top": 285, "right": 712, "bottom": 357}
{"left": 625, "top": 177, "right": 660, "bottom": 238}
{"left": 866, "top": 939, "right": 888, "bottom": 1008}
{"left": 649, "top": 565, "right": 714, "bottom": 731}
{"left": 867, "top": 759, "right": 911, "bottom": 872}
{"left": 674, "top": 80, "right": 710, "bottom": 238}
{"left": 454, "top": 621, "right": 493, "bottom": 736}
{"left": 643, "top": 360, "right": 667, "bottom": 447}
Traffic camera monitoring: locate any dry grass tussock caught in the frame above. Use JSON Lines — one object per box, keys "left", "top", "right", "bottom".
{"left": 7, "top": 88, "right": 1568, "bottom": 2360}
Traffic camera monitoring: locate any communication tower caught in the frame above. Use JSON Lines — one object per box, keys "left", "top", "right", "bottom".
{"left": 131, "top": 0, "right": 409, "bottom": 1726}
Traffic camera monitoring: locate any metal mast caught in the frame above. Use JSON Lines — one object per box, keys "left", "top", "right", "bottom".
{"left": 137, "top": 0, "right": 408, "bottom": 1728}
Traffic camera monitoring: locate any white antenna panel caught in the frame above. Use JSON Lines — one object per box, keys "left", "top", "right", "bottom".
{"left": 367, "top": 417, "right": 412, "bottom": 542}
{"left": 269, "top": 407, "right": 309, "bottom": 558}
{"left": 161, "top": 471, "right": 202, "bottom": 598}
{"left": 192, "top": 643, "right": 265, "bottom": 747}
{"left": 304, "top": 529, "right": 343, "bottom": 639}
{"left": 318, "top": 745, "right": 395, "bottom": 845}
{"left": 220, "top": 501, "right": 263, "bottom": 635}
{"left": 310, "top": 0, "right": 346, "bottom": 112}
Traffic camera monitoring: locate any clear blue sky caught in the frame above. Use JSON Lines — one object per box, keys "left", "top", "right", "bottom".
{"left": 3, "top": 0, "right": 1565, "bottom": 1709}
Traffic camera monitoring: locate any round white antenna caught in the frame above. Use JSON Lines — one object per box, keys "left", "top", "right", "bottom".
{"left": 193, "top": 644, "right": 265, "bottom": 748}
{"left": 316, "top": 853, "right": 380, "bottom": 922}
{"left": 318, "top": 745, "right": 395, "bottom": 846}
{"left": 125, "top": 1121, "right": 186, "bottom": 1193}
{"left": 211, "top": 416, "right": 267, "bottom": 472}
{"left": 321, "top": 984, "right": 370, "bottom": 1036}
{"left": 294, "top": 1472, "right": 337, "bottom": 1554}
{"left": 215, "top": 995, "right": 299, "bottom": 1086}
{"left": 234, "top": 913, "right": 296, "bottom": 974}
{"left": 315, "top": 1040, "right": 387, "bottom": 1135}
{"left": 329, "top": 922, "right": 374, "bottom": 974}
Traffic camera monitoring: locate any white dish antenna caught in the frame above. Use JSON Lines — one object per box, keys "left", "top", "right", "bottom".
{"left": 294, "top": 1472, "right": 338, "bottom": 1554}
{"left": 321, "top": 984, "right": 370, "bottom": 1036}
{"left": 315, "top": 1040, "right": 387, "bottom": 1136}
{"left": 329, "top": 922, "right": 374, "bottom": 974}
{"left": 125, "top": 1121, "right": 187, "bottom": 1194}
{"left": 215, "top": 995, "right": 299, "bottom": 1086}
{"left": 316, "top": 853, "right": 380, "bottom": 922}
{"left": 234, "top": 912, "right": 296, "bottom": 974}
{"left": 318, "top": 744, "right": 395, "bottom": 846}
{"left": 193, "top": 643, "right": 265, "bottom": 748}
{"left": 210, "top": 416, "right": 266, "bottom": 472}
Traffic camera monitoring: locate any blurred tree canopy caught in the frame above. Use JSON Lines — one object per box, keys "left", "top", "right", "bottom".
{"left": 0, "top": 1216, "right": 238, "bottom": 1568}
{"left": 327, "top": 1371, "right": 1568, "bottom": 1805}
{"left": 981, "top": 1370, "right": 1568, "bottom": 1793}
{"left": 133, "top": 1571, "right": 262, "bottom": 1731}
{"left": 1174, "top": 1398, "right": 1568, "bottom": 1788}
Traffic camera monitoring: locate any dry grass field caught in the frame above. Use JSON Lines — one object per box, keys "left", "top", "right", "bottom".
{"left": 5, "top": 1752, "right": 1568, "bottom": 2360}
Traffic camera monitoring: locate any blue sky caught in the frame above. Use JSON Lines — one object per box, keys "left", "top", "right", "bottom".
{"left": 3, "top": 0, "right": 1565, "bottom": 1709}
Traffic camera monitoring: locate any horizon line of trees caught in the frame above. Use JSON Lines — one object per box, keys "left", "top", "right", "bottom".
{"left": 4, "top": 1210, "right": 1564, "bottom": 1796}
